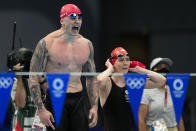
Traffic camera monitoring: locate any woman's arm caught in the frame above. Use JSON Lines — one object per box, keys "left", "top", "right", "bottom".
{"left": 15, "top": 76, "right": 26, "bottom": 108}
{"left": 178, "top": 117, "right": 185, "bottom": 131}
{"left": 139, "top": 104, "right": 148, "bottom": 131}
{"left": 13, "top": 63, "right": 26, "bottom": 108}
{"left": 97, "top": 59, "right": 114, "bottom": 83}
{"left": 129, "top": 66, "right": 166, "bottom": 89}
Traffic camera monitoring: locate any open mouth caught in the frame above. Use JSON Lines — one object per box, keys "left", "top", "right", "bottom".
{"left": 121, "top": 64, "right": 129, "bottom": 70}
{"left": 72, "top": 26, "right": 80, "bottom": 33}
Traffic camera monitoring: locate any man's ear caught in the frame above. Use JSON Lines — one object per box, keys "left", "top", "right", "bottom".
{"left": 60, "top": 19, "right": 63, "bottom": 25}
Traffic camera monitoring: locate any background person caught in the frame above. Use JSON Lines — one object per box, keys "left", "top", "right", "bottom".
{"left": 13, "top": 48, "right": 37, "bottom": 131}
{"left": 139, "top": 57, "right": 185, "bottom": 131}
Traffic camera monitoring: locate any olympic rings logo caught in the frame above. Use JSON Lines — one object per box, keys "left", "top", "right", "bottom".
{"left": 173, "top": 79, "right": 183, "bottom": 91}
{"left": 126, "top": 78, "right": 145, "bottom": 89}
{"left": 52, "top": 78, "right": 64, "bottom": 98}
{"left": 53, "top": 78, "right": 64, "bottom": 91}
{"left": 0, "top": 77, "right": 13, "bottom": 89}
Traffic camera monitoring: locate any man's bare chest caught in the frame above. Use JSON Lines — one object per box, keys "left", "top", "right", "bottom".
{"left": 47, "top": 43, "right": 90, "bottom": 66}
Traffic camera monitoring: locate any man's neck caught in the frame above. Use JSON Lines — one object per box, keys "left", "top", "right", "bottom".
{"left": 60, "top": 28, "right": 77, "bottom": 43}
{"left": 64, "top": 34, "right": 76, "bottom": 42}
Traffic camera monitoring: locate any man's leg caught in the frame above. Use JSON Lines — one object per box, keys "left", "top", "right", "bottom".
{"left": 70, "top": 92, "right": 89, "bottom": 131}
{"left": 70, "top": 106, "right": 89, "bottom": 131}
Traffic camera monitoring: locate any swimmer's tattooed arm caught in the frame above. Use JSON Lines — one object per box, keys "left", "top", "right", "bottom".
{"left": 29, "top": 39, "right": 48, "bottom": 110}
{"left": 83, "top": 41, "right": 98, "bottom": 107}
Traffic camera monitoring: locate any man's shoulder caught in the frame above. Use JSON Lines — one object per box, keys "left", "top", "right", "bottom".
{"left": 44, "top": 30, "right": 60, "bottom": 44}
{"left": 77, "top": 35, "right": 88, "bottom": 41}
{"left": 78, "top": 37, "right": 93, "bottom": 47}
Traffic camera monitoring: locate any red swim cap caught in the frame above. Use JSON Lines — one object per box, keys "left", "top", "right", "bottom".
{"left": 110, "top": 47, "right": 128, "bottom": 65}
{"left": 60, "top": 4, "right": 82, "bottom": 20}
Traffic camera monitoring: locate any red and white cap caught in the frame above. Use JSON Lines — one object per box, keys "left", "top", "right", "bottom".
{"left": 60, "top": 4, "right": 82, "bottom": 20}
{"left": 110, "top": 47, "right": 128, "bottom": 65}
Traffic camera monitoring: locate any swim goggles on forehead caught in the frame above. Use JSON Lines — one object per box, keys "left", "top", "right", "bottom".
{"left": 68, "top": 13, "right": 83, "bottom": 20}
{"left": 111, "top": 54, "right": 130, "bottom": 62}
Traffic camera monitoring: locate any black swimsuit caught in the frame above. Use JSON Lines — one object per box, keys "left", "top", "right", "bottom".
{"left": 103, "top": 78, "right": 136, "bottom": 131}
{"left": 45, "top": 91, "right": 89, "bottom": 131}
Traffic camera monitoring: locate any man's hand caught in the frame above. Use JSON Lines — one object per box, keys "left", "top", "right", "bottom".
{"left": 88, "top": 106, "right": 98, "bottom": 128}
{"left": 38, "top": 107, "right": 55, "bottom": 130}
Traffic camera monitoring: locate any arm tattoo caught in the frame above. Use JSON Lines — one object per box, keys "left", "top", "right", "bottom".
{"left": 29, "top": 39, "right": 48, "bottom": 109}
{"left": 86, "top": 78, "right": 99, "bottom": 107}
{"left": 83, "top": 41, "right": 98, "bottom": 107}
